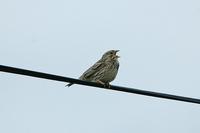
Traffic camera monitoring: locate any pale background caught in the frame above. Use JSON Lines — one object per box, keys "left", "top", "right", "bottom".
{"left": 1, "top": 0, "right": 200, "bottom": 133}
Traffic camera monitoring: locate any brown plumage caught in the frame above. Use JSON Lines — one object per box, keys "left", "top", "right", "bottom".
{"left": 66, "top": 50, "right": 120, "bottom": 87}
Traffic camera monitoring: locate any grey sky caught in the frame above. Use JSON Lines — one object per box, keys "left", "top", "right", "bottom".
{"left": 1, "top": 0, "right": 200, "bottom": 133}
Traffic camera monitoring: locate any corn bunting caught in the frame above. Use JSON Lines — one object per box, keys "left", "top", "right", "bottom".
{"left": 66, "top": 50, "right": 120, "bottom": 87}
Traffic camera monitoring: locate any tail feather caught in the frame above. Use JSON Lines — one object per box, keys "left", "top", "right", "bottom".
{"left": 65, "top": 83, "right": 74, "bottom": 87}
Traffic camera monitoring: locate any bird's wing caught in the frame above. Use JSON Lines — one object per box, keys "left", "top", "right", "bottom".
{"left": 80, "top": 60, "right": 105, "bottom": 80}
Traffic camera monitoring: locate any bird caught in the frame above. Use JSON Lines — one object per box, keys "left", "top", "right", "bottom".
{"left": 66, "top": 50, "right": 120, "bottom": 87}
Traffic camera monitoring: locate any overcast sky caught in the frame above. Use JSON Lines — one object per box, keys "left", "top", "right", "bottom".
{"left": 1, "top": 0, "right": 200, "bottom": 133}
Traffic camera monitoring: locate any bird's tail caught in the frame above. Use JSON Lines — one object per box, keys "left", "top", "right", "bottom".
{"left": 65, "top": 83, "right": 74, "bottom": 87}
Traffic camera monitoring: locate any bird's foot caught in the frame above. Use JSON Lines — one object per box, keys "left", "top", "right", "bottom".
{"left": 105, "top": 83, "right": 111, "bottom": 88}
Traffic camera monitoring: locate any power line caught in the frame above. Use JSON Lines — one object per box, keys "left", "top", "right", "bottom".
{"left": 1, "top": 65, "right": 200, "bottom": 105}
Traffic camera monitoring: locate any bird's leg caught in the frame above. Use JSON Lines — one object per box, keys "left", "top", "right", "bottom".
{"left": 96, "top": 80, "right": 106, "bottom": 87}
{"left": 96, "top": 80, "right": 111, "bottom": 88}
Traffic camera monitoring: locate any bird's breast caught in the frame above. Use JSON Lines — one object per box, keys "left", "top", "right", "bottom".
{"left": 101, "top": 61, "right": 119, "bottom": 83}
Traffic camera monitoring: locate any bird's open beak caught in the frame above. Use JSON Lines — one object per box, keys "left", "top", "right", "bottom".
{"left": 115, "top": 50, "right": 120, "bottom": 53}
{"left": 115, "top": 55, "right": 120, "bottom": 58}
{"left": 115, "top": 50, "right": 120, "bottom": 58}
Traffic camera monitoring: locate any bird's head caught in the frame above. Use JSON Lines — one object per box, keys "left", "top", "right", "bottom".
{"left": 102, "top": 50, "right": 120, "bottom": 60}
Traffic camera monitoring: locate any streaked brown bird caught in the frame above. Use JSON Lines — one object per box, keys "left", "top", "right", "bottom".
{"left": 66, "top": 50, "right": 120, "bottom": 87}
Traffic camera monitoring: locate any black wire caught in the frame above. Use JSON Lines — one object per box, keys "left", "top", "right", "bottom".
{"left": 1, "top": 65, "right": 200, "bottom": 104}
